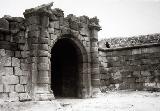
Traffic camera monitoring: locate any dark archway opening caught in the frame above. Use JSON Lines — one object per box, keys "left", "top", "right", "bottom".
{"left": 51, "top": 38, "right": 79, "bottom": 98}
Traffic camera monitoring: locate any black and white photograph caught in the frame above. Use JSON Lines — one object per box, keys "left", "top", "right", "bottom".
{"left": 0, "top": 0, "right": 160, "bottom": 111}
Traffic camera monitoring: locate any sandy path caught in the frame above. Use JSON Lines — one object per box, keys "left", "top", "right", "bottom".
{"left": 0, "top": 91, "right": 160, "bottom": 111}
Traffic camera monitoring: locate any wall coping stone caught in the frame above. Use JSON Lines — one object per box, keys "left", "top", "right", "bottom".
{"left": 99, "top": 43, "right": 160, "bottom": 52}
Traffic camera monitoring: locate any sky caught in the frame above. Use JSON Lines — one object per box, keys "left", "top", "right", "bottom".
{"left": 0, "top": 0, "right": 160, "bottom": 40}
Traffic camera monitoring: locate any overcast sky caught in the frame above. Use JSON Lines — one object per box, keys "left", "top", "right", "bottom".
{"left": 0, "top": 0, "right": 160, "bottom": 39}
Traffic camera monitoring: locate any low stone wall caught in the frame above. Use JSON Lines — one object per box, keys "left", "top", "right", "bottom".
{"left": 99, "top": 43, "right": 160, "bottom": 92}
{"left": 99, "top": 33, "right": 160, "bottom": 48}
{"left": 0, "top": 17, "right": 30, "bottom": 101}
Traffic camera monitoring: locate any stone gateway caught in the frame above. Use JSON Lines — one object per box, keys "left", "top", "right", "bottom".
{"left": 0, "top": 2, "right": 160, "bottom": 102}
{"left": 0, "top": 2, "right": 101, "bottom": 101}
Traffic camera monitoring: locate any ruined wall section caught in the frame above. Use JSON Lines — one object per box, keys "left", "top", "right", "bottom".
{"left": 23, "top": 2, "right": 101, "bottom": 100}
{"left": 99, "top": 35, "right": 160, "bottom": 92}
{"left": 0, "top": 17, "right": 30, "bottom": 101}
{"left": 99, "top": 33, "right": 160, "bottom": 48}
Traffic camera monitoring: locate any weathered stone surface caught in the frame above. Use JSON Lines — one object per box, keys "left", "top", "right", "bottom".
{"left": 5, "top": 67, "right": 13, "bottom": 75}
{"left": 38, "top": 50, "right": 49, "bottom": 57}
{"left": 20, "top": 76, "right": 28, "bottom": 84}
{"left": 26, "top": 16, "right": 40, "bottom": 25}
{"left": 21, "top": 63, "right": 29, "bottom": 71}
{"left": 37, "top": 63, "right": 49, "bottom": 70}
{"left": 2, "top": 75, "right": 19, "bottom": 84}
{"left": 21, "top": 51, "right": 30, "bottom": 58}
{"left": 4, "top": 57, "right": 11, "bottom": 66}
{"left": 39, "top": 44, "right": 49, "bottom": 51}
{"left": 38, "top": 57, "right": 49, "bottom": 63}
{"left": 3, "top": 84, "right": 14, "bottom": 92}
{"left": 0, "top": 93, "right": 8, "bottom": 100}
{"left": 14, "top": 67, "right": 22, "bottom": 75}
{"left": 15, "top": 84, "right": 24, "bottom": 92}
{"left": 19, "top": 93, "right": 31, "bottom": 101}
{"left": 48, "top": 28, "right": 54, "bottom": 34}
{"left": 28, "top": 30, "right": 40, "bottom": 38}
{"left": 12, "top": 57, "right": 20, "bottom": 67}
{"left": 0, "top": 84, "right": 3, "bottom": 92}
{"left": 9, "top": 92, "right": 19, "bottom": 101}
{"left": 49, "top": 21, "right": 59, "bottom": 29}
{"left": 0, "top": 18, "right": 9, "bottom": 30}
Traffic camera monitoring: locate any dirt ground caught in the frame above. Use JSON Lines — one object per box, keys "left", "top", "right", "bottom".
{"left": 0, "top": 91, "right": 160, "bottom": 111}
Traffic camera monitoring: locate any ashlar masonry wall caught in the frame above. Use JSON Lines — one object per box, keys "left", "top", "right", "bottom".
{"left": 0, "top": 17, "right": 31, "bottom": 101}
{"left": 0, "top": 2, "right": 101, "bottom": 101}
{"left": 99, "top": 35, "right": 160, "bottom": 92}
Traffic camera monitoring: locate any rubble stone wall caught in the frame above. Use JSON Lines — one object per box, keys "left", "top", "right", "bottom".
{"left": 99, "top": 36, "right": 160, "bottom": 92}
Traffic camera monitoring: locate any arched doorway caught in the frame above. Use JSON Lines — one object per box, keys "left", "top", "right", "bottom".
{"left": 51, "top": 38, "right": 81, "bottom": 98}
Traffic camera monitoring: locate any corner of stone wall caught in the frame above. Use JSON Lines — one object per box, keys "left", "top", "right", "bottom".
{"left": 0, "top": 16, "right": 31, "bottom": 101}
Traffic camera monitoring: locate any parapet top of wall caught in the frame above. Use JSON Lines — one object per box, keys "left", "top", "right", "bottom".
{"left": 99, "top": 33, "right": 160, "bottom": 49}
{"left": 23, "top": 2, "right": 101, "bottom": 31}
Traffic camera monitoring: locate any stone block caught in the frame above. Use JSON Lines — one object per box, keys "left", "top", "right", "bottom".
{"left": 38, "top": 63, "right": 49, "bottom": 70}
{"left": 19, "top": 93, "right": 31, "bottom": 101}
{"left": 5, "top": 67, "right": 13, "bottom": 75}
{"left": 15, "top": 51, "right": 21, "bottom": 58}
{"left": 9, "top": 92, "right": 19, "bottom": 101}
{"left": 70, "top": 21, "right": 79, "bottom": 31}
{"left": 30, "top": 70, "right": 38, "bottom": 83}
{"left": 27, "top": 16, "right": 39, "bottom": 25}
{"left": 39, "top": 70, "right": 49, "bottom": 78}
{"left": 3, "top": 84, "right": 14, "bottom": 92}
{"left": 21, "top": 51, "right": 30, "bottom": 58}
{"left": 28, "top": 24, "right": 39, "bottom": 31}
{"left": 91, "top": 79, "right": 100, "bottom": 86}
{"left": 37, "top": 77, "right": 50, "bottom": 84}
{"left": 29, "top": 37, "right": 39, "bottom": 44}
{"left": 20, "top": 63, "right": 29, "bottom": 71}
{"left": 133, "top": 71, "right": 141, "bottom": 77}
{"left": 4, "top": 57, "right": 11, "bottom": 66}
{"left": 14, "top": 67, "right": 22, "bottom": 75}
{"left": 41, "top": 30, "right": 49, "bottom": 38}
{"left": 48, "top": 28, "right": 54, "bottom": 34}
{"left": 0, "top": 84, "right": 3, "bottom": 92}
{"left": 61, "top": 27, "right": 71, "bottom": 35}
{"left": 136, "top": 78, "right": 145, "bottom": 82}
{"left": 50, "top": 21, "right": 60, "bottom": 29}
{"left": 50, "top": 34, "right": 57, "bottom": 41}
{"left": 80, "top": 27, "right": 90, "bottom": 36}
{"left": 0, "top": 49, "right": 6, "bottom": 56}
{"left": 132, "top": 48, "right": 141, "bottom": 55}
{"left": 23, "top": 71, "right": 30, "bottom": 76}
{"left": 141, "top": 71, "right": 151, "bottom": 77}
{"left": 0, "top": 68, "right": 5, "bottom": 76}
{"left": 54, "top": 29, "right": 61, "bottom": 36}
{"left": 12, "top": 57, "right": 20, "bottom": 67}
{"left": 2, "top": 75, "right": 19, "bottom": 84}
{"left": 0, "top": 34, "right": 4, "bottom": 40}
{"left": 15, "top": 84, "right": 24, "bottom": 92}
{"left": 0, "top": 93, "right": 8, "bottom": 100}
{"left": 41, "top": 15, "right": 49, "bottom": 27}
{"left": 38, "top": 57, "right": 49, "bottom": 63}
{"left": 39, "top": 44, "right": 49, "bottom": 51}
{"left": 5, "top": 50, "right": 14, "bottom": 57}
{"left": 31, "top": 63, "right": 37, "bottom": 70}
{"left": 28, "top": 30, "right": 40, "bottom": 38}
{"left": 20, "top": 76, "right": 28, "bottom": 84}
{"left": 39, "top": 37, "right": 49, "bottom": 44}
{"left": 38, "top": 50, "right": 49, "bottom": 57}
{"left": 30, "top": 44, "right": 38, "bottom": 50}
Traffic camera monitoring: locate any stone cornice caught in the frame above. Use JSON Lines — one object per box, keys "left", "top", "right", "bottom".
{"left": 23, "top": 2, "right": 53, "bottom": 18}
